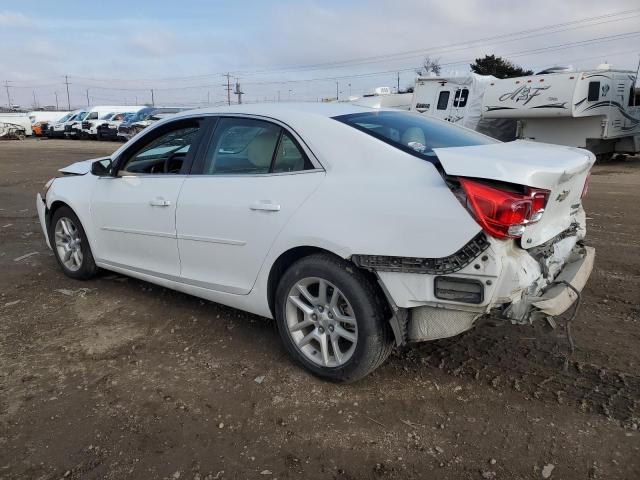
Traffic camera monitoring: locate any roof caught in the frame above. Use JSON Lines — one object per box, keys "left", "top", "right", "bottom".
{"left": 173, "top": 102, "right": 376, "bottom": 123}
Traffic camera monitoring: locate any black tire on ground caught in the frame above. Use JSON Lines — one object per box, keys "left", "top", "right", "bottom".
{"left": 274, "top": 253, "right": 394, "bottom": 382}
{"left": 48, "top": 206, "right": 99, "bottom": 280}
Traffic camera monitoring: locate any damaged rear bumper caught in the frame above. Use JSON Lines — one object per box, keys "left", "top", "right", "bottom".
{"left": 530, "top": 245, "right": 594, "bottom": 316}
{"left": 369, "top": 231, "right": 595, "bottom": 345}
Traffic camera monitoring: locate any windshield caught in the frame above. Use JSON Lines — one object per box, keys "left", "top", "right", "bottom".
{"left": 58, "top": 112, "right": 73, "bottom": 123}
{"left": 76, "top": 111, "right": 88, "bottom": 121}
{"left": 128, "top": 109, "right": 151, "bottom": 122}
{"left": 334, "top": 110, "right": 497, "bottom": 160}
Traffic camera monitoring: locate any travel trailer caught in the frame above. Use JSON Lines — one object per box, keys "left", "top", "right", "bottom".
{"left": 482, "top": 65, "right": 640, "bottom": 159}
{"left": 410, "top": 74, "right": 516, "bottom": 141}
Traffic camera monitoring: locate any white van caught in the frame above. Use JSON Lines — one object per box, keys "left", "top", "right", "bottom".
{"left": 48, "top": 110, "right": 86, "bottom": 138}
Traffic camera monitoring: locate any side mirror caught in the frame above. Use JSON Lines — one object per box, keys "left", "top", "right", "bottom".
{"left": 91, "top": 158, "right": 113, "bottom": 176}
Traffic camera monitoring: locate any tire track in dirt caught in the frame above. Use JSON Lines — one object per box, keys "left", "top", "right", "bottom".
{"left": 398, "top": 323, "right": 639, "bottom": 425}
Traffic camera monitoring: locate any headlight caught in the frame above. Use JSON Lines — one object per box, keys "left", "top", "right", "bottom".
{"left": 42, "top": 178, "right": 55, "bottom": 199}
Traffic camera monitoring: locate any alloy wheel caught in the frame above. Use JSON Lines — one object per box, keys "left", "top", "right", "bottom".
{"left": 54, "top": 217, "right": 83, "bottom": 272}
{"left": 285, "top": 277, "right": 358, "bottom": 368}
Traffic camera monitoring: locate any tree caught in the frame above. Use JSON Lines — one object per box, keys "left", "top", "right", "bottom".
{"left": 470, "top": 55, "right": 533, "bottom": 79}
{"left": 416, "top": 56, "right": 442, "bottom": 76}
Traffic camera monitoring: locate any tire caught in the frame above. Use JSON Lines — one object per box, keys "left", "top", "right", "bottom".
{"left": 48, "top": 206, "right": 98, "bottom": 280}
{"left": 275, "top": 253, "right": 394, "bottom": 382}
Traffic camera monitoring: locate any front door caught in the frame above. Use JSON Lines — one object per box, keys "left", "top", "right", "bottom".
{"left": 176, "top": 116, "right": 324, "bottom": 294}
{"left": 91, "top": 118, "right": 206, "bottom": 277}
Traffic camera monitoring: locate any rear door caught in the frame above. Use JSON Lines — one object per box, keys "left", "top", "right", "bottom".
{"left": 176, "top": 116, "right": 324, "bottom": 294}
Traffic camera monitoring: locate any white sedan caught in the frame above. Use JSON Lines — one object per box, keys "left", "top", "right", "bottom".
{"left": 37, "top": 103, "right": 595, "bottom": 381}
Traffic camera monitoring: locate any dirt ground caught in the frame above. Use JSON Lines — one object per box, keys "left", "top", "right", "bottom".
{"left": 0, "top": 138, "right": 638, "bottom": 480}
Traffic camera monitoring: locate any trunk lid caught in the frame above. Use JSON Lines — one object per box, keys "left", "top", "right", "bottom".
{"left": 434, "top": 140, "right": 594, "bottom": 248}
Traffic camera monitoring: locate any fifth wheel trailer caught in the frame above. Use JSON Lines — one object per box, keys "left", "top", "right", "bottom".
{"left": 482, "top": 65, "right": 640, "bottom": 159}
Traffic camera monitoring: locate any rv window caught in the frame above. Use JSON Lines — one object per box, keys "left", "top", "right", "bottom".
{"left": 587, "top": 81, "right": 600, "bottom": 102}
{"left": 453, "top": 88, "right": 469, "bottom": 108}
{"left": 629, "top": 86, "right": 635, "bottom": 107}
{"left": 436, "top": 91, "right": 450, "bottom": 110}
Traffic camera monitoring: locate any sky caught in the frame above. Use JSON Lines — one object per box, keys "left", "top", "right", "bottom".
{"left": 1, "top": 0, "right": 639, "bottom": 109}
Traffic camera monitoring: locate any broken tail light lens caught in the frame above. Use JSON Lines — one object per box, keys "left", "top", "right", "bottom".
{"left": 459, "top": 178, "right": 549, "bottom": 239}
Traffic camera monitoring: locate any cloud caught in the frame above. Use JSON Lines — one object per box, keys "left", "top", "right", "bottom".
{"left": 128, "top": 31, "right": 179, "bottom": 57}
{"left": 0, "top": 11, "right": 34, "bottom": 28}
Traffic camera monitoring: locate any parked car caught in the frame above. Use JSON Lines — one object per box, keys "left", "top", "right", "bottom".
{"left": 47, "top": 110, "right": 85, "bottom": 138}
{"left": 117, "top": 107, "right": 185, "bottom": 141}
{"left": 28, "top": 111, "right": 70, "bottom": 137}
{"left": 36, "top": 104, "right": 595, "bottom": 381}
{"left": 96, "top": 112, "right": 135, "bottom": 141}
{"left": 79, "top": 106, "right": 146, "bottom": 139}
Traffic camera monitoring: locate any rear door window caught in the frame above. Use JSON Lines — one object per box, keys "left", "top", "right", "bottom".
{"left": 199, "top": 117, "right": 314, "bottom": 175}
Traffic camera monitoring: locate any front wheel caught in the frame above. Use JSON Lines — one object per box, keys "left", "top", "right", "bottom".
{"left": 48, "top": 206, "right": 98, "bottom": 280}
{"left": 275, "top": 253, "right": 394, "bottom": 382}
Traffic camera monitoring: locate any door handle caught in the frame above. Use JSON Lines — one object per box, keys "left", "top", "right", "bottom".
{"left": 149, "top": 197, "right": 171, "bottom": 207}
{"left": 250, "top": 201, "right": 281, "bottom": 212}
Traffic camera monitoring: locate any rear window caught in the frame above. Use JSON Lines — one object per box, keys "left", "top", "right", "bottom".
{"left": 334, "top": 110, "right": 497, "bottom": 161}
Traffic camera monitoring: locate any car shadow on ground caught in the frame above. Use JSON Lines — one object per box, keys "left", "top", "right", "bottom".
{"left": 89, "top": 268, "right": 640, "bottom": 426}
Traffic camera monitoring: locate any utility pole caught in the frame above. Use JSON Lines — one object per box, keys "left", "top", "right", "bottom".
{"left": 234, "top": 79, "right": 243, "bottom": 104}
{"left": 348, "top": 83, "right": 351, "bottom": 97}
{"left": 32, "top": 89, "right": 38, "bottom": 109}
{"left": 223, "top": 73, "right": 232, "bottom": 106}
{"left": 64, "top": 75, "right": 71, "bottom": 110}
{"left": 207, "top": 90, "right": 210, "bottom": 106}
{"left": 150, "top": 89, "right": 155, "bottom": 106}
{"left": 135, "top": 95, "right": 138, "bottom": 106}
{"left": 335, "top": 81, "right": 339, "bottom": 101}
{"left": 85, "top": 88, "right": 90, "bottom": 107}
{"left": 4, "top": 80, "right": 12, "bottom": 108}
{"left": 277, "top": 90, "right": 281, "bottom": 102}
{"left": 54, "top": 92, "right": 59, "bottom": 110}
{"left": 397, "top": 72, "right": 400, "bottom": 93}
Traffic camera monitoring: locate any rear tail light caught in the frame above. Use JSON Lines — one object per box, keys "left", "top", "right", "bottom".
{"left": 459, "top": 178, "right": 549, "bottom": 239}
{"left": 581, "top": 172, "right": 591, "bottom": 199}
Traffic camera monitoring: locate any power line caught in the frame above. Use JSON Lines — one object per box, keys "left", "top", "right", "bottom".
{"left": 4, "top": 81, "right": 11, "bottom": 108}
{"left": 64, "top": 75, "right": 71, "bottom": 110}
{"left": 223, "top": 73, "right": 232, "bottom": 106}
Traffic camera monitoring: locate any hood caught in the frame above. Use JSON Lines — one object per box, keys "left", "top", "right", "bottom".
{"left": 58, "top": 157, "right": 108, "bottom": 175}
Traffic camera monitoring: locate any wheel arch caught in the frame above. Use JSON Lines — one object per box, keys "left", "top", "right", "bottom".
{"left": 265, "top": 245, "right": 391, "bottom": 320}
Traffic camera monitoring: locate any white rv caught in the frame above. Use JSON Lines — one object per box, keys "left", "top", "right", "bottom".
{"left": 410, "top": 74, "right": 516, "bottom": 141}
{"left": 482, "top": 65, "right": 639, "bottom": 159}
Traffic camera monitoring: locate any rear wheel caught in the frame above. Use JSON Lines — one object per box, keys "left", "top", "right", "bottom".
{"left": 48, "top": 206, "right": 98, "bottom": 280}
{"left": 275, "top": 253, "right": 393, "bottom": 382}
